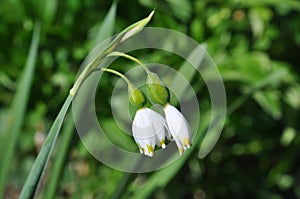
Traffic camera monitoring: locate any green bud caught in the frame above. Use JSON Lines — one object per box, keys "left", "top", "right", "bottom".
{"left": 120, "top": 10, "right": 155, "bottom": 42}
{"left": 146, "top": 72, "right": 170, "bottom": 105}
{"left": 128, "top": 85, "right": 146, "bottom": 109}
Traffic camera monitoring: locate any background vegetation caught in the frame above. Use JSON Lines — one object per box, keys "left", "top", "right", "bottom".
{"left": 1, "top": 0, "right": 300, "bottom": 198}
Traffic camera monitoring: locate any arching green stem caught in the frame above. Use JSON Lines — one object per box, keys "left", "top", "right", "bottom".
{"left": 101, "top": 68, "right": 146, "bottom": 108}
{"left": 69, "top": 11, "right": 155, "bottom": 97}
{"left": 107, "top": 51, "right": 151, "bottom": 75}
{"left": 101, "top": 68, "right": 132, "bottom": 86}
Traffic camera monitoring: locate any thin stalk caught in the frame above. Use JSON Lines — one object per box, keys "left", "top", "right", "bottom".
{"left": 101, "top": 68, "right": 132, "bottom": 86}
{"left": 107, "top": 51, "right": 151, "bottom": 75}
{"left": 70, "top": 11, "right": 154, "bottom": 97}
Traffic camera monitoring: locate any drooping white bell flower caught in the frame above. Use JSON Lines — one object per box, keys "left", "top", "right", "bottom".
{"left": 150, "top": 109, "right": 169, "bottom": 149}
{"left": 132, "top": 107, "right": 167, "bottom": 157}
{"left": 101, "top": 68, "right": 173, "bottom": 157}
{"left": 164, "top": 103, "right": 192, "bottom": 155}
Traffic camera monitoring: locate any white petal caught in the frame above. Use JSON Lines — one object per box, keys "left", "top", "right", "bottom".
{"left": 148, "top": 109, "right": 167, "bottom": 148}
{"left": 132, "top": 108, "right": 155, "bottom": 155}
{"left": 164, "top": 104, "right": 192, "bottom": 154}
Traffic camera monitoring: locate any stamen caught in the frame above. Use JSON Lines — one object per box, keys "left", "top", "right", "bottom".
{"left": 183, "top": 138, "right": 191, "bottom": 148}
{"left": 145, "top": 145, "right": 154, "bottom": 157}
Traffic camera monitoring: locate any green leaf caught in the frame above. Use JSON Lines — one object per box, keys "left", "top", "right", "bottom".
{"left": 280, "top": 127, "right": 296, "bottom": 147}
{"left": 0, "top": 22, "right": 41, "bottom": 197}
{"left": 253, "top": 90, "right": 281, "bottom": 119}
{"left": 19, "top": 95, "right": 73, "bottom": 199}
{"left": 20, "top": 9, "right": 154, "bottom": 198}
{"left": 166, "top": 0, "right": 192, "bottom": 21}
{"left": 170, "top": 44, "right": 207, "bottom": 99}
{"left": 42, "top": 113, "right": 74, "bottom": 199}
{"left": 93, "top": 2, "right": 117, "bottom": 45}
{"left": 42, "top": 4, "right": 117, "bottom": 198}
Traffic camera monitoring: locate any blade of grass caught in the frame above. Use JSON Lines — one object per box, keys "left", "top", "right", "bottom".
{"left": 20, "top": 10, "right": 153, "bottom": 199}
{"left": 42, "top": 3, "right": 117, "bottom": 198}
{"left": 111, "top": 173, "right": 134, "bottom": 199}
{"left": 0, "top": 22, "right": 41, "bottom": 197}
{"left": 19, "top": 94, "right": 73, "bottom": 199}
{"left": 93, "top": 2, "right": 117, "bottom": 45}
{"left": 170, "top": 44, "right": 207, "bottom": 98}
{"left": 42, "top": 112, "right": 74, "bottom": 199}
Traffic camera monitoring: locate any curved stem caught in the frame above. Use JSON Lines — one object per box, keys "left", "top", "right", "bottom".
{"left": 69, "top": 11, "right": 155, "bottom": 97}
{"left": 107, "top": 51, "right": 151, "bottom": 75}
{"left": 101, "top": 68, "right": 132, "bottom": 86}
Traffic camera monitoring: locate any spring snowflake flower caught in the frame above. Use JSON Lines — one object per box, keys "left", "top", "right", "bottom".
{"left": 146, "top": 71, "right": 192, "bottom": 155}
{"left": 164, "top": 104, "right": 192, "bottom": 155}
{"left": 132, "top": 107, "right": 168, "bottom": 157}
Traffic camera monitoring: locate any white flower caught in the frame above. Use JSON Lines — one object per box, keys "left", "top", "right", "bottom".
{"left": 132, "top": 107, "right": 167, "bottom": 157}
{"left": 164, "top": 104, "right": 192, "bottom": 155}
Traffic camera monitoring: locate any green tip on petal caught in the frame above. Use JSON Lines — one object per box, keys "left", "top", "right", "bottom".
{"left": 146, "top": 72, "right": 170, "bottom": 105}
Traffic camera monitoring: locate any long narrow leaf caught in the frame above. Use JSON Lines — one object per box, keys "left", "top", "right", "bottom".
{"left": 42, "top": 113, "right": 74, "bottom": 199}
{"left": 19, "top": 95, "right": 73, "bottom": 199}
{"left": 93, "top": 2, "right": 117, "bottom": 45}
{"left": 20, "top": 10, "right": 153, "bottom": 199}
{"left": 42, "top": 3, "right": 117, "bottom": 198}
{"left": 0, "top": 22, "right": 41, "bottom": 197}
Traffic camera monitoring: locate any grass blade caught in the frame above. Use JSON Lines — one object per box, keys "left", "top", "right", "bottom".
{"left": 42, "top": 3, "right": 117, "bottom": 198}
{"left": 19, "top": 95, "right": 73, "bottom": 199}
{"left": 93, "top": 2, "right": 117, "bottom": 45}
{"left": 0, "top": 22, "right": 41, "bottom": 197}
{"left": 20, "top": 9, "right": 153, "bottom": 198}
{"left": 43, "top": 113, "right": 75, "bottom": 199}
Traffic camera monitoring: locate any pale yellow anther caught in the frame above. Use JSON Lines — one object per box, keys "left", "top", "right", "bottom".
{"left": 178, "top": 147, "right": 184, "bottom": 155}
{"left": 183, "top": 137, "right": 191, "bottom": 148}
{"left": 147, "top": 145, "right": 154, "bottom": 154}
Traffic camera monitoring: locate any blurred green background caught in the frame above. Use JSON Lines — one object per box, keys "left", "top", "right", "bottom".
{"left": 1, "top": 0, "right": 300, "bottom": 198}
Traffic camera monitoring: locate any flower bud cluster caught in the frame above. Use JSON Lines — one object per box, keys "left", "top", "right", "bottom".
{"left": 102, "top": 66, "right": 192, "bottom": 157}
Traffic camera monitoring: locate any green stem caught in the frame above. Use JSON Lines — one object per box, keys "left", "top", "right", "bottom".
{"left": 107, "top": 51, "right": 151, "bottom": 74}
{"left": 101, "top": 68, "right": 132, "bottom": 87}
{"left": 69, "top": 11, "right": 155, "bottom": 97}
{"left": 69, "top": 56, "right": 106, "bottom": 97}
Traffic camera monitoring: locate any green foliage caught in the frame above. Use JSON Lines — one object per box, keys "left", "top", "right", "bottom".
{"left": 1, "top": 0, "right": 300, "bottom": 199}
{"left": 0, "top": 22, "right": 40, "bottom": 197}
